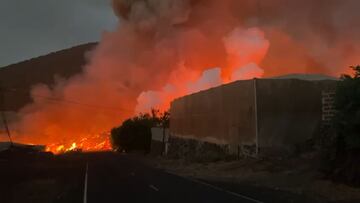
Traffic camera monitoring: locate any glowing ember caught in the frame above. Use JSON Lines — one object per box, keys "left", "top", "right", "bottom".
{"left": 68, "top": 142, "right": 77, "bottom": 151}
{"left": 55, "top": 145, "right": 65, "bottom": 152}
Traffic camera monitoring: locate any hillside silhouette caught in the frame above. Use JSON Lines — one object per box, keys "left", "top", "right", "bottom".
{"left": 0, "top": 43, "right": 97, "bottom": 111}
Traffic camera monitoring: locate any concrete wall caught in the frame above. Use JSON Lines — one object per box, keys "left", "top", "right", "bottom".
{"left": 170, "top": 78, "right": 337, "bottom": 157}
{"left": 256, "top": 79, "right": 337, "bottom": 155}
{"left": 170, "top": 80, "right": 256, "bottom": 151}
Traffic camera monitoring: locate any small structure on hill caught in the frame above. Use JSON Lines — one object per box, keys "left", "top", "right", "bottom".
{"left": 150, "top": 127, "right": 169, "bottom": 156}
{"left": 0, "top": 142, "right": 46, "bottom": 152}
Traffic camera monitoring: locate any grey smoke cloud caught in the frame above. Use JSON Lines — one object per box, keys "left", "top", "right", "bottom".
{"left": 0, "top": 0, "right": 117, "bottom": 67}
{"left": 6, "top": 0, "right": 360, "bottom": 147}
{"left": 112, "top": 0, "right": 360, "bottom": 75}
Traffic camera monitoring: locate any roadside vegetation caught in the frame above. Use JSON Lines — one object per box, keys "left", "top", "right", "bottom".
{"left": 110, "top": 109, "right": 169, "bottom": 153}
{"left": 330, "top": 65, "right": 360, "bottom": 186}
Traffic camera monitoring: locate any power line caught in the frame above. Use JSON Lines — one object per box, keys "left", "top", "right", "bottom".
{"left": 31, "top": 94, "right": 134, "bottom": 113}
{"left": 0, "top": 85, "right": 13, "bottom": 145}
{"left": 3, "top": 87, "right": 134, "bottom": 113}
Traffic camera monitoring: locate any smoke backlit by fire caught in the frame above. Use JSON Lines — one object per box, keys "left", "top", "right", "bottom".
{"left": 3, "top": 0, "right": 359, "bottom": 153}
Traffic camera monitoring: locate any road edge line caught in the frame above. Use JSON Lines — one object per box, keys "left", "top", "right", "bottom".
{"left": 149, "top": 184, "right": 160, "bottom": 192}
{"left": 166, "top": 172, "right": 264, "bottom": 203}
{"left": 83, "top": 162, "right": 89, "bottom": 203}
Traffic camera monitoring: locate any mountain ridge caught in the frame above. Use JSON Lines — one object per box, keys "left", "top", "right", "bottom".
{"left": 0, "top": 42, "right": 97, "bottom": 111}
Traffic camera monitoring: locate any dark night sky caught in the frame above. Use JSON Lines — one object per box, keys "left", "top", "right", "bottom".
{"left": 0, "top": 0, "right": 117, "bottom": 67}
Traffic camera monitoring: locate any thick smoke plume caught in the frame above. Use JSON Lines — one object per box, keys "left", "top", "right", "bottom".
{"left": 7, "top": 0, "right": 360, "bottom": 148}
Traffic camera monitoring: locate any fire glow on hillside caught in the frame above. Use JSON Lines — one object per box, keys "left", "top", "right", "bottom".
{"left": 2, "top": 0, "right": 359, "bottom": 153}
{"left": 45, "top": 132, "right": 111, "bottom": 153}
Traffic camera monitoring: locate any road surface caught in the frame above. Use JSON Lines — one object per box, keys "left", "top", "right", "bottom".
{"left": 1, "top": 152, "right": 318, "bottom": 202}
{"left": 84, "top": 153, "right": 261, "bottom": 203}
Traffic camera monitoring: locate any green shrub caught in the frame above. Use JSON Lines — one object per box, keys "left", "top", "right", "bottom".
{"left": 330, "top": 66, "right": 360, "bottom": 186}
{"left": 334, "top": 66, "right": 360, "bottom": 150}
{"left": 111, "top": 110, "right": 169, "bottom": 153}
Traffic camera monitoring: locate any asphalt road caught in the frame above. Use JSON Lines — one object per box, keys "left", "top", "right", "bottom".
{"left": 1, "top": 152, "right": 319, "bottom": 203}
{"left": 83, "top": 153, "right": 261, "bottom": 203}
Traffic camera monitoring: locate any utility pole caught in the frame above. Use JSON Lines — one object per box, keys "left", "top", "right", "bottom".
{"left": 253, "top": 78, "right": 259, "bottom": 156}
{"left": 0, "top": 84, "right": 13, "bottom": 146}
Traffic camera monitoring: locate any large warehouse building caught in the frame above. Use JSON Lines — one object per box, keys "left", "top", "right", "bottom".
{"left": 169, "top": 75, "right": 337, "bottom": 157}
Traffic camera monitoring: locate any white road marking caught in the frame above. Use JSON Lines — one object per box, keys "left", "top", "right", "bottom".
{"left": 149, "top": 184, "right": 159, "bottom": 192}
{"left": 83, "top": 163, "right": 89, "bottom": 203}
{"left": 167, "top": 172, "right": 264, "bottom": 203}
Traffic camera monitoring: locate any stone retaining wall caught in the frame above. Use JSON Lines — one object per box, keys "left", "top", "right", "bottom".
{"left": 166, "top": 136, "right": 232, "bottom": 162}
{"left": 167, "top": 136, "right": 258, "bottom": 161}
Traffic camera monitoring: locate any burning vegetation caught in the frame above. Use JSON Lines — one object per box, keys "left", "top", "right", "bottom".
{"left": 45, "top": 132, "right": 111, "bottom": 154}
{"left": 1, "top": 0, "right": 359, "bottom": 152}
